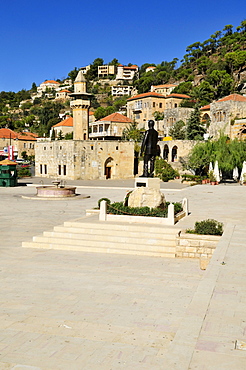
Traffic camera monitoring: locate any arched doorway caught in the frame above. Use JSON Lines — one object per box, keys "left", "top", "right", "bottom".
{"left": 163, "top": 144, "right": 169, "bottom": 161}
{"left": 104, "top": 157, "right": 114, "bottom": 179}
{"left": 171, "top": 146, "right": 178, "bottom": 162}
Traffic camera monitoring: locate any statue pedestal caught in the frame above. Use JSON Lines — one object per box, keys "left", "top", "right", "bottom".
{"left": 134, "top": 177, "right": 160, "bottom": 191}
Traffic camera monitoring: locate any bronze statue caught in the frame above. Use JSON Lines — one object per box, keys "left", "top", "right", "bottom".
{"left": 140, "top": 120, "right": 158, "bottom": 177}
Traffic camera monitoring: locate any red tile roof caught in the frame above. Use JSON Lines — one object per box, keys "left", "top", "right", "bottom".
{"left": 53, "top": 116, "right": 73, "bottom": 127}
{"left": 201, "top": 104, "right": 210, "bottom": 110}
{"left": 17, "top": 132, "right": 37, "bottom": 141}
{"left": 0, "top": 128, "right": 38, "bottom": 141}
{"left": 216, "top": 94, "right": 246, "bottom": 103}
{"left": 123, "top": 65, "right": 138, "bottom": 70}
{"left": 166, "top": 93, "right": 190, "bottom": 99}
{"left": 127, "top": 92, "right": 165, "bottom": 101}
{"left": 98, "top": 112, "right": 132, "bottom": 123}
{"left": 0, "top": 128, "right": 18, "bottom": 139}
{"left": 43, "top": 80, "right": 60, "bottom": 84}
{"left": 58, "top": 89, "right": 70, "bottom": 93}
{"left": 152, "top": 84, "right": 176, "bottom": 88}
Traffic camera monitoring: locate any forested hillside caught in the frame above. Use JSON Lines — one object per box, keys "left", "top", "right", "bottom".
{"left": 0, "top": 20, "right": 245, "bottom": 136}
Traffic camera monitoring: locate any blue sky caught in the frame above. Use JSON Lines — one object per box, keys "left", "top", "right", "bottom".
{"left": 0, "top": 0, "right": 245, "bottom": 92}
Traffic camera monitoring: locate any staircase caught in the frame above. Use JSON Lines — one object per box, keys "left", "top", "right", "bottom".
{"left": 22, "top": 215, "right": 179, "bottom": 258}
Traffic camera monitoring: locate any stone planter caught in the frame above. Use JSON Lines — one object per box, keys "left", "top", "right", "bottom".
{"left": 176, "top": 232, "right": 221, "bottom": 261}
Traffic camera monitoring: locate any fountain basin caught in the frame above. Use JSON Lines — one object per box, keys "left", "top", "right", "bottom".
{"left": 36, "top": 186, "right": 76, "bottom": 198}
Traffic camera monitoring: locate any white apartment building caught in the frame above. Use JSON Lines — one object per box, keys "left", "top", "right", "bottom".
{"left": 98, "top": 65, "right": 117, "bottom": 77}
{"left": 151, "top": 84, "right": 177, "bottom": 96}
{"left": 37, "top": 80, "right": 61, "bottom": 95}
{"left": 116, "top": 65, "right": 138, "bottom": 80}
{"left": 111, "top": 85, "right": 134, "bottom": 96}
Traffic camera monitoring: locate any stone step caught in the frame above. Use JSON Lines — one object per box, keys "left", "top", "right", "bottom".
{"left": 22, "top": 216, "right": 179, "bottom": 258}
{"left": 32, "top": 235, "right": 176, "bottom": 253}
{"left": 52, "top": 226, "right": 177, "bottom": 241}
{"left": 42, "top": 231, "right": 176, "bottom": 247}
{"left": 63, "top": 220, "right": 178, "bottom": 235}
{"left": 22, "top": 241, "right": 176, "bottom": 258}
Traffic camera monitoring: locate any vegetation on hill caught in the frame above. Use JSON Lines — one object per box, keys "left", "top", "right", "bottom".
{"left": 0, "top": 20, "right": 245, "bottom": 135}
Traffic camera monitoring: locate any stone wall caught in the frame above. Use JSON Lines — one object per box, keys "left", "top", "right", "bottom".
{"left": 35, "top": 140, "right": 135, "bottom": 180}
{"left": 209, "top": 100, "right": 246, "bottom": 138}
{"left": 158, "top": 140, "right": 196, "bottom": 164}
{"left": 176, "top": 232, "right": 221, "bottom": 259}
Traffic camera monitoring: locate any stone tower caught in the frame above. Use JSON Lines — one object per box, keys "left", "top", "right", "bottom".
{"left": 70, "top": 70, "right": 92, "bottom": 140}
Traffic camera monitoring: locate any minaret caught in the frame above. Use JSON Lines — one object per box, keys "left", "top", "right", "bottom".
{"left": 70, "top": 70, "right": 92, "bottom": 140}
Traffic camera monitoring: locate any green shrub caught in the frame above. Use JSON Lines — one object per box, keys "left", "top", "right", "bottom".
{"left": 98, "top": 198, "right": 111, "bottom": 208}
{"left": 123, "top": 191, "right": 132, "bottom": 206}
{"left": 181, "top": 174, "right": 203, "bottom": 183}
{"left": 107, "top": 201, "right": 182, "bottom": 218}
{"left": 17, "top": 167, "right": 31, "bottom": 177}
{"left": 155, "top": 158, "right": 178, "bottom": 182}
{"left": 186, "top": 219, "right": 223, "bottom": 235}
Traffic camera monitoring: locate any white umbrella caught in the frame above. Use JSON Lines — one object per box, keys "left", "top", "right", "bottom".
{"left": 214, "top": 161, "right": 220, "bottom": 182}
{"left": 240, "top": 161, "right": 246, "bottom": 184}
{"left": 209, "top": 162, "right": 213, "bottom": 172}
{"left": 233, "top": 167, "right": 239, "bottom": 181}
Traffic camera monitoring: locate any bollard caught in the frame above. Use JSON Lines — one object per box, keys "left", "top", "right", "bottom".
{"left": 182, "top": 197, "right": 189, "bottom": 216}
{"left": 167, "top": 203, "right": 175, "bottom": 225}
{"left": 99, "top": 200, "right": 107, "bottom": 221}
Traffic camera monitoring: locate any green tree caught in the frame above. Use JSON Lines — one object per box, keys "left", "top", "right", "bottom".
{"left": 64, "top": 132, "right": 73, "bottom": 140}
{"left": 169, "top": 120, "right": 186, "bottom": 139}
{"left": 188, "top": 135, "right": 246, "bottom": 174}
{"left": 21, "top": 151, "right": 28, "bottom": 160}
{"left": 109, "top": 58, "right": 119, "bottom": 66}
{"left": 190, "top": 81, "right": 215, "bottom": 105}
{"left": 223, "top": 24, "right": 233, "bottom": 36}
{"left": 57, "top": 130, "right": 64, "bottom": 140}
{"left": 68, "top": 67, "right": 78, "bottom": 83}
{"left": 51, "top": 128, "right": 56, "bottom": 140}
{"left": 153, "top": 111, "right": 164, "bottom": 121}
{"left": 186, "top": 104, "right": 206, "bottom": 140}
{"left": 85, "top": 58, "right": 104, "bottom": 81}
{"left": 122, "top": 122, "right": 145, "bottom": 143}
{"left": 31, "top": 82, "right": 37, "bottom": 92}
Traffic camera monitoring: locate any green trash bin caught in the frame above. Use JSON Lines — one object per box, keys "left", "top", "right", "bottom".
{"left": 0, "top": 159, "right": 18, "bottom": 187}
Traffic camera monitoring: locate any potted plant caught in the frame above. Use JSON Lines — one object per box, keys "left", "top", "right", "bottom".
{"left": 209, "top": 170, "right": 217, "bottom": 185}
{"left": 243, "top": 173, "right": 246, "bottom": 185}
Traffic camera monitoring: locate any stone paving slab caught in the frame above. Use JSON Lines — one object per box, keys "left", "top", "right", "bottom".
{"left": 0, "top": 181, "right": 246, "bottom": 369}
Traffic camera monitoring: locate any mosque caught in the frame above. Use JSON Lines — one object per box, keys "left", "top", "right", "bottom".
{"left": 35, "top": 71, "right": 135, "bottom": 180}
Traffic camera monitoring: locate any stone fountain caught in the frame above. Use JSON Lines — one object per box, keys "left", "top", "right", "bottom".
{"left": 36, "top": 179, "right": 76, "bottom": 198}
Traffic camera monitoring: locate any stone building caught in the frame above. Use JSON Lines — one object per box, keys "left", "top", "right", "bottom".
{"left": 0, "top": 128, "right": 37, "bottom": 159}
{"left": 90, "top": 112, "right": 132, "bottom": 140}
{"left": 207, "top": 94, "right": 246, "bottom": 139}
{"left": 35, "top": 140, "right": 135, "bottom": 180}
{"left": 127, "top": 92, "right": 191, "bottom": 134}
{"left": 55, "top": 89, "right": 71, "bottom": 101}
{"left": 163, "top": 107, "right": 194, "bottom": 136}
{"left": 230, "top": 118, "right": 246, "bottom": 140}
{"left": 51, "top": 116, "right": 73, "bottom": 138}
{"left": 127, "top": 92, "right": 166, "bottom": 130}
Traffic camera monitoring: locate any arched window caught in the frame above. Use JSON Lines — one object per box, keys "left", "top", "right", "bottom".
{"left": 163, "top": 144, "right": 169, "bottom": 161}
{"left": 171, "top": 146, "right": 178, "bottom": 162}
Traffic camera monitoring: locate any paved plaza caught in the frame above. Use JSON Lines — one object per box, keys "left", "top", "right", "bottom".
{"left": 0, "top": 178, "right": 246, "bottom": 369}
